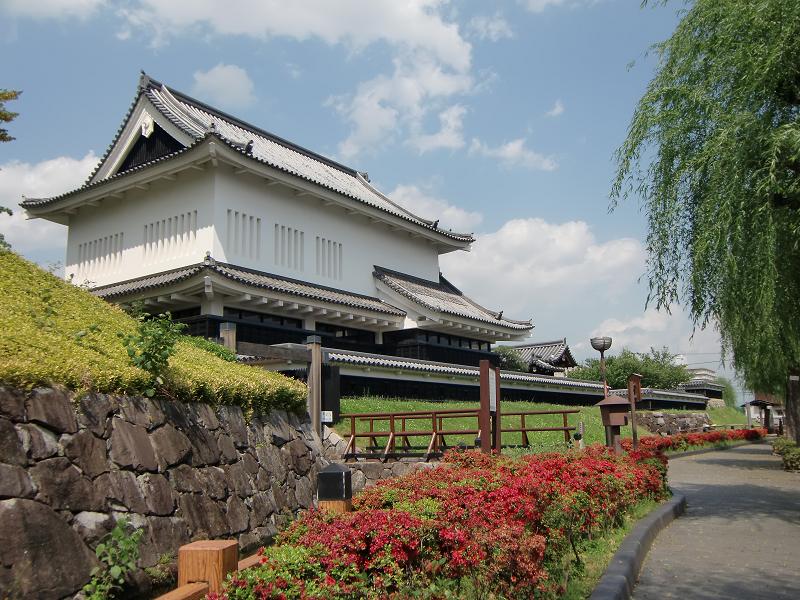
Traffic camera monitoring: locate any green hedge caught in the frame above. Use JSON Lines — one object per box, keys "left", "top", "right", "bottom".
{"left": 0, "top": 251, "right": 306, "bottom": 414}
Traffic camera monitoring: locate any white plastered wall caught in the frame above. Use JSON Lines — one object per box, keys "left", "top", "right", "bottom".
{"left": 211, "top": 167, "right": 442, "bottom": 297}
{"left": 65, "top": 170, "right": 215, "bottom": 286}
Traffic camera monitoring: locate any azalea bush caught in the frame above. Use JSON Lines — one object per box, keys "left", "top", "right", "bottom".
{"left": 214, "top": 448, "right": 668, "bottom": 599}
{"left": 620, "top": 428, "right": 767, "bottom": 453}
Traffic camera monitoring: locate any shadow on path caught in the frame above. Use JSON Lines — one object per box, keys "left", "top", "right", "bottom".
{"left": 634, "top": 444, "right": 800, "bottom": 600}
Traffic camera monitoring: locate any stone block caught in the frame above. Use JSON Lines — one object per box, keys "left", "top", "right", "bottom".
{"left": 0, "top": 387, "right": 26, "bottom": 421}
{"left": 241, "top": 452, "right": 259, "bottom": 476}
{"left": 218, "top": 405, "right": 249, "bottom": 448}
{"left": 267, "top": 411, "right": 295, "bottom": 446}
{"left": 0, "top": 499, "right": 97, "bottom": 599}
{"left": 72, "top": 510, "right": 114, "bottom": 545}
{"left": 249, "top": 490, "right": 277, "bottom": 527}
{"left": 217, "top": 432, "right": 239, "bottom": 464}
{"left": 239, "top": 524, "right": 278, "bottom": 554}
{"left": 150, "top": 423, "right": 191, "bottom": 468}
{"left": 119, "top": 396, "right": 166, "bottom": 430}
{"left": 177, "top": 494, "right": 229, "bottom": 539}
{"left": 186, "top": 424, "right": 221, "bottom": 467}
{"left": 168, "top": 464, "right": 204, "bottom": 494}
{"left": 30, "top": 457, "right": 102, "bottom": 511}
{"left": 76, "top": 393, "right": 117, "bottom": 437}
{"left": 0, "top": 418, "right": 26, "bottom": 466}
{"left": 187, "top": 402, "right": 220, "bottom": 430}
{"left": 294, "top": 476, "right": 314, "bottom": 509}
{"left": 137, "top": 473, "right": 175, "bottom": 516}
{"left": 226, "top": 495, "right": 250, "bottom": 533}
{"left": 109, "top": 418, "right": 157, "bottom": 472}
{"left": 141, "top": 516, "right": 189, "bottom": 568}
{"left": 95, "top": 469, "right": 147, "bottom": 513}
{"left": 351, "top": 469, "right": 366, "bottom": 493}
{"left": 224, "top": 462, "right": 253, "bottom": 498}
{"left": 64, "top": 430, "right": 108, "bottom": 478}
{"left": 25, "top": 387, "right": 78, "bottom": 433}
{"left": 256, "top": 442, "right": 288, "bottom": 484}
{"left": 200, "top": 466, "right": 229, "bottom": 499}
{"left": 0, "top": 463, "right": 35, "bottom": 499}
{"left": 284, "top": 438, "right": 313, "bottom": 475}
{"left": 18, "top": 423, "right": 59, "bottom": 460}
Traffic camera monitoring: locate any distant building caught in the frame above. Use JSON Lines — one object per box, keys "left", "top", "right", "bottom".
{"left": 507, "top": 339, "right": 577, "bottom": 376}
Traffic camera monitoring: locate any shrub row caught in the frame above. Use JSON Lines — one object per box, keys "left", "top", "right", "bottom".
{"left": 772, "top": 437, "right": 800, "bottom": 471}
{"left": 620, "top": 428, "right": 767, "bottom": 453}
{"left": 214, "top": 447, "right": 669, "bottom": 599}
{"left": 0, "top": 251, "right": 306, "bottom": 414}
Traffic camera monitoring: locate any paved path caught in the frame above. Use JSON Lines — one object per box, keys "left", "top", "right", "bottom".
{"left": 634, "top": 443, "right": 800, "bottom": 599}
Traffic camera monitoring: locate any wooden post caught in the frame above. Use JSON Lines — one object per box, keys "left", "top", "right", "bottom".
{"left": 627, "top": 373, "right": 642, "bottom": 451}
{"left": 306, "top": 335, "right": 322, "bottom": 436}
{"left": 479, "top": 360, "right": 491, "bottom": 454}
{"left": 177, "top": 540, "right": 239, "bottom": 594}
{"left": 219, "top": 322, "right": 236, "bottom": 352}
{"left": 492, "top": 364, "right": 502, "bottom": 453}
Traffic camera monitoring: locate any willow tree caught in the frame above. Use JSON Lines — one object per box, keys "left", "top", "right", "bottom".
{"left": 613, "top": 0, "right": 800, "bottom": 440}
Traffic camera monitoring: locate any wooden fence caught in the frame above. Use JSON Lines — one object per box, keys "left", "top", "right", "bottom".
{"left": 341, "top": 406, "right": 579, "bottom": 461}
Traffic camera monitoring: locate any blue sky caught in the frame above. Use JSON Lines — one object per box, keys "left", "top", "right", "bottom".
{"left": 0, "top": 0, "right": 740, "bottom": 390}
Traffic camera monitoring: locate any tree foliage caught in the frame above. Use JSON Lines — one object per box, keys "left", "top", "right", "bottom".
{"left": 613, "top": 0, "right": 800, "bottom": 401}
{"left": 570, "top": 347, "right": 692, "bottom": 390}
{"left": 0, "top": 89, "right": 20, "bottom": 143}
{"left": 715, "top": 376, "right": 739, "bottom": 410}
{"left": 494, "top": 345, "right": 528, "bottom": 372}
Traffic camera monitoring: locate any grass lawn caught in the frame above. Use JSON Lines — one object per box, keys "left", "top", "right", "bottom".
{"left": 334, "top": 396, "right": 748, "bottom": 451}
{"left": 562, "top": 499, "right": 660, "bottom": 600}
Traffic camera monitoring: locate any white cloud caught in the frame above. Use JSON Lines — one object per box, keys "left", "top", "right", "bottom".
{"left": 469, "top": 138, "right": 558, "bottom": 171}
{"left": 545, "top": 99, "right": 564, "bottom": 117}
{"left": 0, "top": 152, "right": 98, "bottom": 257}
{"left": 441, "top": 217, "right": 645, "bottom": 316}
{"left": 467, "top": 13, "right": 513, "bottom": 41}
{"left": 520, "top": 0, "right": 596, "bottom": 12}
{"left": 191, "top": 64, "right": 256, "bottom": 110}
{"left": 409, "top": 104, "right": 467, "bottom": 153}
{"left": 1, "top": 0, "right": 105, "bottom": 19}
{"left": 117, "top": 1, "right": 473, "bottom": 160}
{"left": 388, "top": 184, "right": 483, "bottom": 232}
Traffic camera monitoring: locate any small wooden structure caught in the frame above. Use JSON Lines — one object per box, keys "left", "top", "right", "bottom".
{"left": 596, "top": 394, "right": 630, "bottom": 455}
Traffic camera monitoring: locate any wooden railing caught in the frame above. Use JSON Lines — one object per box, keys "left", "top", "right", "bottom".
{"left": 341, "top": 407, "right": 580, "bottom": 461}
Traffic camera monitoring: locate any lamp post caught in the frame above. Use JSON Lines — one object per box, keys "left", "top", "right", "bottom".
{"left": 590, "top": 336, "right": 613, "bottom": 398}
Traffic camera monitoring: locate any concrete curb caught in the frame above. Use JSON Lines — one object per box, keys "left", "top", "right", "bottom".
{"left": 666, "top": 439, "right": 765, "bottom": 460}
{"left": 588, "top": 493, "right": 687, "bottom": 600}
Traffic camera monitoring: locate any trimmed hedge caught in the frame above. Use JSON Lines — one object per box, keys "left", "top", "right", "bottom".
{"left": 0, "top": 251, "right": 306, "bottom": 414}
{"left": 772, "top": 437, "right": 800, "bottom": 471}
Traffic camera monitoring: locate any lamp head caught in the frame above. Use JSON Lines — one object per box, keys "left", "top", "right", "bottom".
{"left": 590, "top": 336, "right": 613, "bottom": 352}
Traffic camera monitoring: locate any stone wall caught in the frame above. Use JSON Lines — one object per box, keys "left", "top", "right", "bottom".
{"left": 321, "top": 426, "right": 437, "bottom": 492}
{"left": 635, "top": 411, "right": 711, "bottom": 436}
{"left": 0, "top": 386, "right": 328, "bottom": 599}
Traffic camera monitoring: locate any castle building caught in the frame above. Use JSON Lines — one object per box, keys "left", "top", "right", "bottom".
{"left": 23, "top": 74, "right": 533, "bottom": 366}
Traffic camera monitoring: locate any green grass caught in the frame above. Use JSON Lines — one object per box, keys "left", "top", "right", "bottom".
{"left": 706, "top": 405, "right": 748, "bottom": 426}
{"left": 335, "top": 396, "right": 747, "bottom": 452}
{"left": 0, "top": 251, "right": 306, "bottom": 414}
{"left": 562, "top": 499, "right": 660, "bottom": 600}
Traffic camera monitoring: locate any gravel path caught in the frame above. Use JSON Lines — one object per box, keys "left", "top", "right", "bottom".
{"left": 633, "top": 443, "right": 800, "bottom": 599}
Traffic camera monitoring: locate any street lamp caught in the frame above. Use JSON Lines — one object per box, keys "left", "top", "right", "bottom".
{"left": 590, "top": 336, "right": 613, "bottom": 397}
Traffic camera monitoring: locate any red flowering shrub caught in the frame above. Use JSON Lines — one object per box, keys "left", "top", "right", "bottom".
{"left": 620, "top": 428, "right": 766, "bottom": 453}
{"left": 217, "top": 448, "right": 668, "bottom": 600}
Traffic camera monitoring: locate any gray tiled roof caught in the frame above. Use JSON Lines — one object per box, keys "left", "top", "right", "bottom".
{"left": 373, "top": 266, "right": 532, "bottom": 331}
{"left": 24, "top": 74, "right": 473, "bottom": 244}
{"left": 325, "top": 348, "right": 603, "bottom": 391}
{"left": 610, "top": 387, "right": 708, "bottom": 405}
{"left": 92, "top": 258, "right": 405, "bottom": 316}
{"left": 511, "top": 339, "right": 577, "bottom": 368}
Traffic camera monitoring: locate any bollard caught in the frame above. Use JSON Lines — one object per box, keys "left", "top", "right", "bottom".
{"left": 177, "top": 540, "right": 238, "bottom": 594}
{"left": 317, "top": 463, "right": 352, "bottom": 514}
